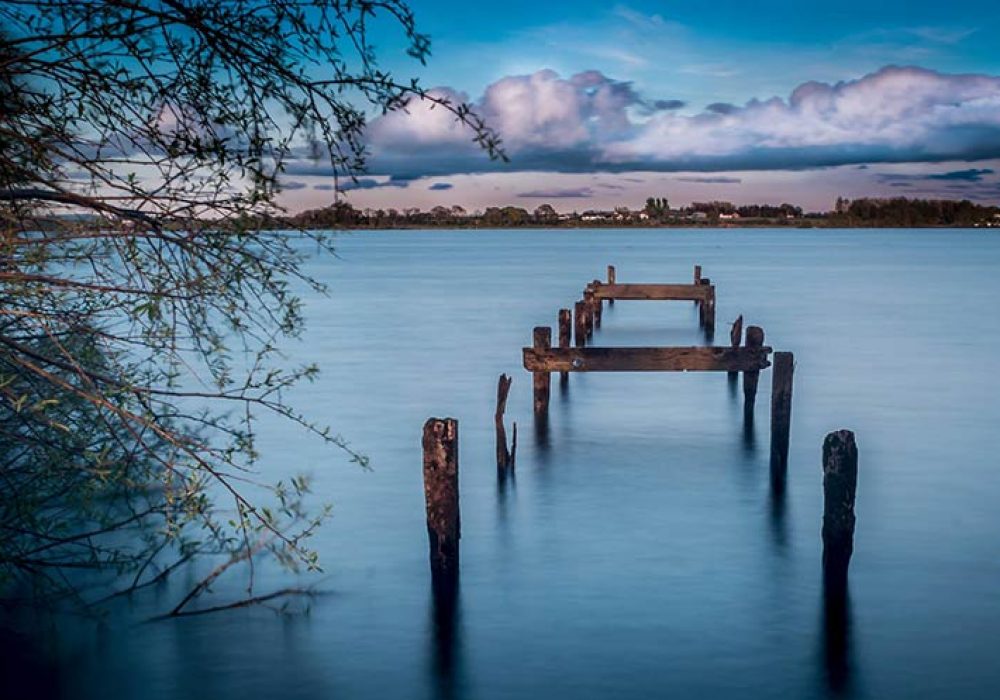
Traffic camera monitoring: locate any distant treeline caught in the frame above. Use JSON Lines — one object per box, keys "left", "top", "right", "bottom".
{"left": 272, "top": 197, "right": 1000, "bottom": 229}
{"left": 830, "top": 197, "right": 1000, "bottom": 227}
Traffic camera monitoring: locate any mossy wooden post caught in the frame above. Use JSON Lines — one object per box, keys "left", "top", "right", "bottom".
{"left": 423, "top": 418, "right": 459, "bottom": 581}
{"left": 583, "top": 289, "right": 596, "bottom": 338}
{"left": 607, "top": 265, "right": 616, "bottom": 306}
{"left": 769, "top": 352, "right": 794, "bottom": 474}
{"left": 574, "top": 300, "right": 587, "bottom": 348}
{"left": 822, "top": 430, "right": 858, "bottom": 581}
{"left": 532, "top": 327, "right": 552, "bottom": 415}
{"left": 591, "top": 280, "right": 603, "bottom": 327}
{"left": 558, "top": 309, "right": 572, "bottom": 383}
{"left": 495, "top": 374, "right": 515, "bottom": 474}
{"left": 728, "top": 315, "right": 744, "bottom": 380}
{"left": 743, "top": 325, "right": 765, "bottom": 415}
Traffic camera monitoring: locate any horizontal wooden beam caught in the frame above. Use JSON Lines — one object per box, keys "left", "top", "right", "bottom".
{"left": 589, "top": 282, "right": 712, "bottom": 301}
{"left": 523, "top": 346, "right": 772, "bottom": 373}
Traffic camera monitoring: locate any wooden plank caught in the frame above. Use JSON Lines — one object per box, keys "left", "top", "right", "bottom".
{"left": 590, "top": 283, "right": 712, "bottom": 301}
{"left": 523, "top": 345, "right": 772, "bottom": 373}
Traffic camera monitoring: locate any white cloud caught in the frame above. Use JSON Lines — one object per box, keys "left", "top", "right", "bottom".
{"left": 364, "top": 65, "right": 1000, "bottom": 174}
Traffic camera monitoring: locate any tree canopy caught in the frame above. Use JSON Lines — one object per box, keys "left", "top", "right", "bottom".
{"left": 0, "top": 0, "right": 501, "bottom": 614}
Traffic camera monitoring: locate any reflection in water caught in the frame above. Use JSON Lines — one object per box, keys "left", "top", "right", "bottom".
{"left": 820, "top": 572, "right": 856, "bottom": 697}
{"left": 533, "top": 413, "right": 551, "bottom": 453}
{"left": 429, "top": 574, "right": 464, "bottom": 700}
{"left": 742, "top": 408, "right": 757, "bottom": 453}
{"left": 728, "top": 372, "right": 739, "bottom": 398}
{"left": 768, "top": 463, "right": 788, "bottom": 553}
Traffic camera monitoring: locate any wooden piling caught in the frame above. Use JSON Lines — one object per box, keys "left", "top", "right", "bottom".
{"left": 728, "top": 315, "right": 744, "bottom": 380}
{"left": 591, "top": 280, "right": 603, "bottom": 327}
{"left": 495, "top": 374, "right": 515, "bottom": 474}
{"left": 558, "top": 309, "right": 572, "bottom": 382}
{"left": 743, "top": 325, "right": 765, "bottom": 414}
{"left": 422, "top": 418, "right": 460, "bottom": 581}
{"left": 574, "top": 301, "right": 587, "bottom": 348}
{"left": 694, "top": 265, "right": 702, "bottom": 285}
{"left": 583, "top": 289, "right": 596, "bottom": 338}
{"left": 822, "top": 430, "right": 858, "bottom": 579}
{"left": 703, "top": 285, "right": 716, "bottom": 334}
{"left": 532, "top": 327, "right": 552, "bottom": 414}
{"left": 607, "top": 266, "right": 616, "bottom": 306}
{"left": 769, "top": 352, "right": 794, "bottom": 474}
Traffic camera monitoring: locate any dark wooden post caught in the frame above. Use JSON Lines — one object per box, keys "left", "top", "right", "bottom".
{"left": 693, "top": 265, "right": 702, "bottom": 308}
{"left": 558, "top": 309, "right": 571, "bottom": 383}
{"left": 743, "top": 325, "right": 765, "bottom": 415}
{"left": 591, "top": 280, "right": 603, "bottom": 327}
{"left": 423, "top": 418, "right": 459, "bottom": 581}
{"left": 822, "top": 430, "right": 858, "bottom": 580}
{"left": 532, "top": 327, "right": 552, "bottom": 414}
{"left": 495, "top": 374, "right": 515, "bottom": 474}
{"left": 607, "top": 265, "right": 616, "bottom": 306}
{"left": 728, "top": 315, "right": 744, "bottom": 380}
{"left": 703, "top": 285, "right": 716, "bottom": 335}
{"left": 583, "top": 289, "right": 596, "bottom": 338}
{"left": 574, "top": 300, "right": 587, "bottom": 348}
{"left": 697, "top": 277, "right": 711, "bottom": 326}
{"left": 769, "top": 352, "right": 794, "bottom": 474}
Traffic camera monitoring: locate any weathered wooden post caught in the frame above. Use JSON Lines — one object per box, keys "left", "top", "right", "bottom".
{"left": 558, "top": 309, "right": 571, "bottom": 384}
{"left": 728, "top": 315, "right": 744, "bottom": 381}
{"left": 697, "top": 277, "right": 711, "bottom": 327}
{"left": 769, "top": 352, "right": 794, "bottom": 474}
{"left": 607, "top": 265, "right": 616, "bottom": 306}
{"left": 822, "top": 430, "right": 858, "bottom": 580}
{"left": 693, "top": 265, "right": 702, "bottom": 308}
{"left": 423, "top": 418, "right": 460, "bottom": 581}
{"left": 591, "top": 280, "right": 603, "bottom": 327}
{"left": 532, "top": 327, "right": 552, "bottom": 415}
{"left": 703, "top": 285, "right": 717, "bottom": 336}
{"left": 574, "top": 300, "right": 587, "bottom": 348}
{"left": 583, "top": 288, "right": 596, "bottom": 338}
{"left": 495, "top": 374, "right": 515, "bottom": 474}
{"left": 743, "top": 325, "right": 765, "bottom": 415}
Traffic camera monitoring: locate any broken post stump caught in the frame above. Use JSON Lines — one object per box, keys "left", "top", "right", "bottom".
{"left": 574, "top": 300, "right": 587, "bottom": 348}
{"left": 495, "top": 374, "right": 515, "bottom": 474}
{"left": 607, "top": 265, "right": 616, "bottom": 305}
{"left": 558, "top": 309, "right": 572, "bottom": 383}
{"left": 694, "top": 265, "right": 702, "bottom": 284}
{"left": 532, "top": 327, "right": 552, "bottom": 414}
{"left": 728, "top": 315, "right": 744, "bottom": 381}
{"left": 423, "top": 418, "right": 460, "bottom": 581}
{"left": 769, "top": 352, "right": 795, "bottom": 475}
{"left": 743, "top": 325, "right": 765, "bottom": 415}
{"left": 822, "top": 430, "right": 858, "bottom": 580}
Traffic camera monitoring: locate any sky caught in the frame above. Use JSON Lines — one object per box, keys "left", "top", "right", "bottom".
{"left": 277, "top": 1, "right": 1000, "bottom": 213}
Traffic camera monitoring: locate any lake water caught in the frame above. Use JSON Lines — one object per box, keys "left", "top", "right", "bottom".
{"left": 6, "top": 228, "right": 1000, "bottom": 699}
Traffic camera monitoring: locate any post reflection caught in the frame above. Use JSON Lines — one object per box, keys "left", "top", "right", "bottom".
{"left": 428, "top": 573, "right": 464, "bottom": 700}
{"left": 742, "top": 408, "right": 757, "bottom": 453}
{"left": 768, "top": 463, "right": 788, "bottom": 553}
{"left": 819, "top": 571, "right": 856, "bottom": 697}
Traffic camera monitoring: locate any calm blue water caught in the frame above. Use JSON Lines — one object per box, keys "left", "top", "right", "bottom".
{"left": 6, "top": 228, "right": 1000, "bottom": 699}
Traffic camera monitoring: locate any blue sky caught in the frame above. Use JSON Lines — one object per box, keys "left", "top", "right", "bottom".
{"left": 280, "top": 1, "right": 1000, "bottom": 212}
